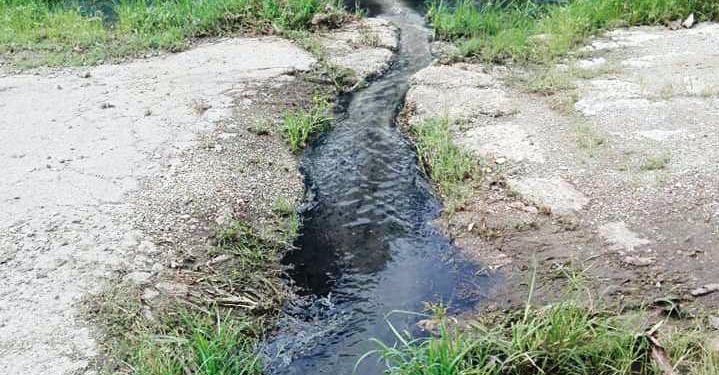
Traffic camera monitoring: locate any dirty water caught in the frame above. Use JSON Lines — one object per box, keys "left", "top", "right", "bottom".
{"left": 263, "top": 0, "right": 497, "bottom": 374}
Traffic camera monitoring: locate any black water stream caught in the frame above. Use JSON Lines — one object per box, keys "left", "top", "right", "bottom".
{"left": 265, "top": 0, "right": 496, "bottom": 374}
{"left": 67, "top": 0, "right": 495, "bottom": 372}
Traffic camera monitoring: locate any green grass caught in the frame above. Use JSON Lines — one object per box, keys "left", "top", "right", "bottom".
{"left": 272, "top": 196, "right": 302, "bottom": 242}
{"left": 410, "top": 117, "right": 477, "bottom": 211}
{"left": 88, "top": 283, "right": 262, "bottom": 375}
{"left": 282, "top": 94, "right": 332, "bottom": 152}
{"left": 371, "top": 303, "right": 650, "bottom": 375}
{"left": 639, "top": 151, "right": 671, "bottom": 171}
{"left": 365, "top": 265, "right": 719, "bottom": 375}
{"left": 428, "top": 0, "right": 719, "bottom": 63}
{"left": 664, "top": 327, "right": 719, "bottom": 375}
{"left": 519, "top": 65, "right": 577, "bottom": 95}
{"left": 87, "top": 218, "right": 290, "bottom": 374}
{"left": 211, "top": 220, "right": 271, "bottom": 258}
{"left": 128, "top": 310, "right": 261, "bottom": 375}
{"left": 573, "top": 120, "right": 605, "bottom": 156}
{"left": 0, "top": 0, "right": 349, "bottom": 67}
{"left": 367, "top": 303, "right": 719, "bottom": 375}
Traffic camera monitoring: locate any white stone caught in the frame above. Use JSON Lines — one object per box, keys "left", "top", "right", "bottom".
{"left": 508, "top": 178, "right": 589, "bottom": 214}
{"left": 599, "top": 222, "right": 651, "bottom": 252}
{"left": 576, "top": 57, "right": 606, "bottom": 70}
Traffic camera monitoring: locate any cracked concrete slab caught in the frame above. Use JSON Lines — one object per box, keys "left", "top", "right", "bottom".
{"left": 459, "top": 124, "right": 545, "bottom": 163}
{"left": 583, "top": 27, "right": 663, "bottom": 51}
{"left": 317, "top": 17, "right": 398, "bottom": 79}
{"left": 0, "top": 37, "right": 314, "bottom": 375}
{"left": 406, "top": 64, "right": 514, "bottom": 123}
{"left": 410, "top": 64, "right": 495, "bottom": 88}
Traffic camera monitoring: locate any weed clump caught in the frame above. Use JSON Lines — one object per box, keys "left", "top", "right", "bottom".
{"left": 272, "top": 196, "right": 302, "bottom": 242}
{"left": 573, "top": 121, "right": 606, "bottom": 156}
{"left": 129, "top": 310, "right": 261, "bottom": 375}
{"left": 87, "top": 284, "right": 263, "bottom": 375}
{"left": 410, "top": 117, "right": 477, "bottom": 211}
{"left": 372, "top": 302, "right": 650, "bottom": 375}
{"left": 282, "top": 94, "right": 332, "bottom": 152}
{"left": 640, "top": 151, "right": 671, "bottom": 171}
{"left": 368, "top": 302, "right": 719, "bottom": 375}
{"left": 86, "top": 217, "right": 291, "bottom": 374}
{"left": 365, "top": 263, "right": 719, "bottom": 375}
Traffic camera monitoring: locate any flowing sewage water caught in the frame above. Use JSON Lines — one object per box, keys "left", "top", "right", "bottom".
{"left": 64, "top": 0, "right": 495, "bottom": 373}
{"left": 265, "top": 0, "right": 497, "bottom": 374}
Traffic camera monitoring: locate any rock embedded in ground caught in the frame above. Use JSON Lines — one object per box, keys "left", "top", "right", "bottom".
{"left": 709, "top": 315, "right": 719, "bottom": 330}
{"left": 508, "top": 178, "right": 589, "bottom": 215}
{"left": 598, "top": 221, "right": 651, "bottom": 252}
{"left": 583, "top": 27, "right": 662, "bottom": 51}
{"left": 682, "top": 14, "right": 695, "bottom": 29}
{"left": 125, "top": 271, "right": 153, "bottom": 286}
{"left": 576, "top": 57, "right": 607, "bottom": 69}
{"left": 691, "top": 284, "right": 719, "bottom": 297}
{"left": 622, "top": 256, "right": 655, "bottom": 267}
{"left": 574, "top": 79, "right": 650, "bottom": 116}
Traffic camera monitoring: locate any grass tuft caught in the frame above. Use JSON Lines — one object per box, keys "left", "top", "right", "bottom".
{"left": 573, "top": 120, "right": 606, "bottom": 156}
{"left": 129, "top": 309, "right": 261, "bottom": 375}
{"left": 640, "top": 151, "right": 671, "bottom": 171}
{"left": 410, "top": 117, "right": 477, "bottom": 211}
{"left": 520, "top": 66, "right": 577, "bottom": 95}
{"left": 365, "top": 264, "right": 719, "bottom": 375}
{"left": 282, "top": 94, "right": 332, "bottom": 152}
{"left": 369, "top": 302, "right": 649, "bottom": 375}
{"left": 212, "top": 220, "right": 272, "bottom": 259}
{"left": 272, "top": 196, "right": 302, "bottom": 243}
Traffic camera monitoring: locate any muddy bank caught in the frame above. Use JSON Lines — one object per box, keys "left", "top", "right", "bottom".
{"left": 0, "top": 18, "right": 396, "bottom": 374}
{"left": 405, "top": 23, "right": 719, "bottom": 314}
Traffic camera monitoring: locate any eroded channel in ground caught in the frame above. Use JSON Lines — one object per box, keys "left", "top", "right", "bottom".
{"left": 264, "top": 0, "right": 496, "bottom": 374}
